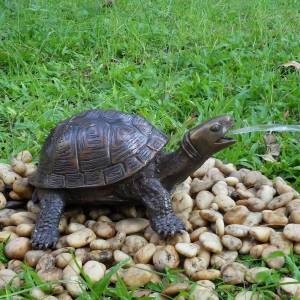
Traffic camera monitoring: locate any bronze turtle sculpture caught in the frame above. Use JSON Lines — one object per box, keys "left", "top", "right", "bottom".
{"left": 29, "top": 109, "right": 236, "bottom": 249}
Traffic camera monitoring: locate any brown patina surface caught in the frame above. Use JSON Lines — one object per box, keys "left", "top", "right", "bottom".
{"left": 29, "top": 109, "right": 236, "bottom": 249}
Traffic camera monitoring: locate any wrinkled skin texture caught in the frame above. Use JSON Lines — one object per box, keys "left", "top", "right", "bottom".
{"left": 30, "top": 110, "right": 236, "bottom": 249}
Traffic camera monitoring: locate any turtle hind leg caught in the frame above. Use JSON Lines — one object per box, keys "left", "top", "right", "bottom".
{"left": 31, "top": 192, "right": 66, "bottom": 250}
{"left": 117, "top": 176, "right": 187, "bottom": 238}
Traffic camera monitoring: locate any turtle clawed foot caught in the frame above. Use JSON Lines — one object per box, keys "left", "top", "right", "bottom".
{"left": 31, "top": 227, "right": 59, "bottom": 250}
{"left": 152, "top": 214, "right": 187, "bottom": 239}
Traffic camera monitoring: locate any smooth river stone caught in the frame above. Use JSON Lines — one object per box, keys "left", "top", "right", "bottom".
{"left": 249, "top": 226, "right": 274, "bottom": 243}
{"left": 134, "top": 243, "right": 156, "bottom": 264}
{"left": 224, "top": 225, "right": 250, "bottom": 238}
{"left": 115, "top": 218, "right": 149, "bottom": 234}
{"left": 175, "top": 243, "right": 199, "bottom": 258}
{"left": 123, "top": 264, "right": 153, "bottom": 288}
{"left": 262, "top": 209, "right": 288, "bottom": 226}
{"left": 162, "top": 282, "right": 190, "bottom": 296}
{"left": 262, "top": 245, "right": 285, "bottom": 270}
{"left": 283, "top": 224, "right": 300, "bottom": 242}
{"left": 0, "top": 269, "right": 21, "bottom": 290}
{"left": 199, "top": 232, "right": 223, "bottom": 253}
{"left": 266, "top": 192, "right": 294, "bottom": 210}
{"left": 223, "top": 205, "right": 249, "bottom": 224}
{"left": 153, "top": 245, "right": 180, "bottom": 272}
{"left": 270, "top": 232, "right": 293, "bottom": 254}
{"left": 192, "top": 269, "right": 221, "bottom": 281}
{"left": 4, "top": 237, "right": 31, "bottom": 260}
{"left": 66, "top": 228, "right": 96, "bottom": 248}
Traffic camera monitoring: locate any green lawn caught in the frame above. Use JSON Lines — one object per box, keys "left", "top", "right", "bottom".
{"left": 1, "top": 0, "right": 299, "bottom": 185}
{"left": 0, "top": 0, "right": 300, "bottom": 298}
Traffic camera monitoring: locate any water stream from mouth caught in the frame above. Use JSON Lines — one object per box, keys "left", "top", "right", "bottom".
{"left": 231, "top": 124, "right": 300, "bottom": 134}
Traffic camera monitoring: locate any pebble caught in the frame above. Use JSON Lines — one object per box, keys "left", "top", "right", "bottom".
{"left": 200, "top": 210, "right": 223, "bottom": 222}
{"left": 0, "top": 269, "right": 21, "bottom": 290}
{"left": 250, "top": 244, "right": 269, "bottom": 258}
{"left": 4, "top": 237, "right": 31, "bottom": 260}
{"left": 223, "top": 205, "right": 249, "bottom": 224}
{"left": 286, "top": 199, "right": 300, "bottom": 213}
{"left": 235, "top": 291, "right": 264, "bottom": 300}
{"left": 123, "top": 264, "right": 153, "bottom": 287}
{"left": 161, "top": 282, "right": 190, "bottom": 296}
{"left": 213, "top": 195, "right": 235, "bottom": 212}
{"left": 195, "top": 279, "right": 215, "bottom": 290}
{"left": 262, "top": 209, "right": 288, "bottom": 226}
{"left": 243, "top": 171, "right": 263, "bottom": 187}
{"left": 16, "top": 223, "right": 35, "bottom": 237}
{"left": 113, "top": 250, "right": 134, "bottom": 267}
{"left": 195, "top": 191, "right": 215, "bottom": 209}
{"left": 65, "top": 223, "right": 86, "bottom": 234}
{"left": 172, "top": 192, "right": 194, "bottom": 213}
{"left": 266, "top": 192, "right": 294, "bottom": 210}
{"left": 90, "top": 239, "right": 111, "bottom": 250}
{"left": 191, "top": 179, "right": 214, "bottom": 194}
{"left": 256, "top": 185, "right": 276, "bottom": 205}
{"left": 278, "top": 277, "right": 300, "bottom": 298}
{"left": 224, "top": 177, "right": 239, "bottom": 186}
{"left": 0, "top": 230, "right": 19, "bottom": 242}
{"left": 283, "top": 223, "right": 300, "bottom": 241}
{"left": 199, "top": 232, "right": 223, "bottom": 253}
{"left": 37, "top": 267, "right": 63, "bottom": 282}
{"left": 288, "top": 210, "right": 300, "bottom": 223}
{"left": 115, "top": 218, "right": 149, "bottom": 234}
{"left": 245, "top": 267, "right": 270, "bottom": 283}
{"left": 63, "top": 259, "right": 82, "bottom": 280}
{"left": 244, "top": 197, "right": 266, "bottom": 212}
{"left": 269, "top": 232, "right": 293, "bottom": 254}
{"left": 25, "top": 250, "right": 48, "bottom": 268}
{"left": 121, "top": 235, "right": 148, "bottom": 256}
{"left": 82, "top": 261, "right": 106, "bottom": 283}
{"left": 224, "top": 225, "right": 250, "bottom": 237}
{"left": 93, "top": 221, "right": 116, "bottom": 238}
{"left": 10, "top": 212, "right": 37, "bottom": 225}
{"left": 184, "top": 257, "right": 207, "bottom": 277}
{"left": 215, "top": 218, "right": 225, "bottom": 237}
{"left": 210, "top": 250, "right": 238, "bottom": 269}
{"left": 0, "top": 193, "right": 6, "bottom": 209}
{"left": 153, "top": 245, "right": 180, "bottom": 272}
{"left": 212, "top": 181, "right": 228, "bottom": 196}
{"left": 242, "top": 211, "right": 262, "bottom": 227}
{"left": 192, "top": 269, "right": 221, "bottom": 281}
{"left": 221, "top": 235, "right": 242, "bottom": 251}
{"left": 262, "top": 245, "right": 285, "bottom": 270}
{"left": 55, "top": 253, "right": 73, "bottom": 269}
{"left": 65, "top": 275, "right": 85, "bottom": 297}
{"left": 202, "top": 167, "right": 225, "bottom": 182}
{"left": 189, "top": 289, "right": 219, "bottom": 300}
{"left": 221, "top": 262, "right": 248, "bottom": 284}
{"left": 134, "top": 243, "right": 156, "bottom": 264}
{"left": 66, "top": 228, "right": 96, "bottom": 248}
{"left": 192, "top": 158, "right": 215, "bottom": 177}
{"left": 249, "top": 226, "right": 274, "bottom": 243}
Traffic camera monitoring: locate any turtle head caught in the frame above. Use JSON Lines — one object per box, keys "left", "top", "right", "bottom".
{"left": 183, "top": 115, "right": 236, "bottom": 158}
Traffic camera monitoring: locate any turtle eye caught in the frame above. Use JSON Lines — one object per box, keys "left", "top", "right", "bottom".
{"left": 210, "top": 124, "right": 221, "bottom": 132}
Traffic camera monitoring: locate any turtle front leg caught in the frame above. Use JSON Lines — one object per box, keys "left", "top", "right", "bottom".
{"left": 31, "top": 192, "right": 66, "bottom": 249}
{"left": 118, "top": 176, "right": 187, "bottom": 238}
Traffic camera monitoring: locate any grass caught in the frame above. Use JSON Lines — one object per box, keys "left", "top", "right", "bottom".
{"left": 0, "top": 0, "right": 300, "bottom": 298}
{"left": 0, "top": 0, "right": 299, "bottom": 185}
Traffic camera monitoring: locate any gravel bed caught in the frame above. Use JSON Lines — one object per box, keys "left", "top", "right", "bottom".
{"left": 0, "top": 151, "right": 300, "bottom": 299}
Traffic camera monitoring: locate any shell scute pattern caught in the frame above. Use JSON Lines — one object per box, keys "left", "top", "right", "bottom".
{"left": 30, "top": 110, "right": 169, "bottom": 189}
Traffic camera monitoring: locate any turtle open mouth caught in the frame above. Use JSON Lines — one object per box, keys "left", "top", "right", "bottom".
{"left": 215, "top": 135, "right": 236, "bottom": 145}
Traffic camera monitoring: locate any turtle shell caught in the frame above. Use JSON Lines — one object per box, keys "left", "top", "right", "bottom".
{"left": 29, "top": 110, "right": 169, "bottom": 189}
